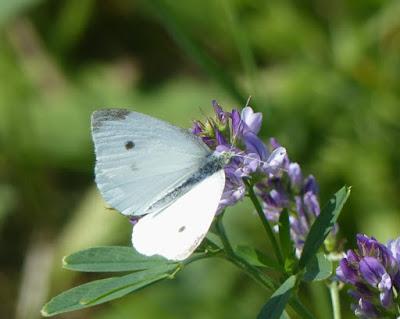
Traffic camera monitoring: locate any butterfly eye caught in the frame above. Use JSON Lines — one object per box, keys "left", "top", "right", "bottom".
{"left": 125, "top": 141, "right": 135, "bottom": 150}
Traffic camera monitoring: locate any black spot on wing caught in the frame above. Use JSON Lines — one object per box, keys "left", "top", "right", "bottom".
{"left": 91, "top": 109, "right": 130, "bottom": 132}
{"left": 125, "top": 141, "right": 135, "bottom": 150}
{"left": 178, "top": 226, "right": 186, "bottom": 233}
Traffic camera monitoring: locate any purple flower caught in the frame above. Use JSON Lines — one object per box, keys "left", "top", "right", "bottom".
{"left": 256, "top": 147, "right": 331, "bottom": 256}
{"left": 192, "top": 101, "right": 285, "bottom": 212}
{"left": 336, "top": 234, "right": 400, "bottom": 318}
{"left": 192, "top": 102, "right": 332, "bottom": 259}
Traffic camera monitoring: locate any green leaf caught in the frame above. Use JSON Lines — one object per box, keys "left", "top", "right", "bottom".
{"left": 41, "top": 264, "right": 178, "bottom": 317}
{"left": 257, "top": 276, "right": 297, "bottom": 319}
{"left": 303, "top": 253, "right": 332, "bottom": 282}
{"left": 298, "top": 186, "right": 351, "bottom": 269}
{"left": 235, "top": 245, "right": 280, "bottom": 270}
{"left": 63, "top": 246, "right": 175, "bottom": 272}
{"left": 279, "top": 209, "right": 295, "bottom": 261}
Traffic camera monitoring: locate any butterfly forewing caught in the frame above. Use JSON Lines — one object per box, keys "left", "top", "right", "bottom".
{"left": 91, "top": 109, "right": 211, "bottom": 216}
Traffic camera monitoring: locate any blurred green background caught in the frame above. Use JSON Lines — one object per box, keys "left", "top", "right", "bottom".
{"left": 1, "top": 0, "right": 399, "bottom": 318}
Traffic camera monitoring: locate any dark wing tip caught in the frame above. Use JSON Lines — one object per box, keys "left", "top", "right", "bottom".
{"left": 91, "top": 108, "right": 131, "bottom": 132}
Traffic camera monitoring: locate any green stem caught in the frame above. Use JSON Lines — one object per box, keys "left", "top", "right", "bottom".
{"left": 245, "top": 180, "right": 284, "bottom": 266}
{"left": 215, "top": 213, "right": 315, "bottom": 319}
{"left": 215, "top": 212, "right": 274, "bottom": 290}
{"left": 289, "top": 297, "right": 316, "bottom": 319}
{"left": 215, "top": 213, "right": 235, "bottom": 255}
{"left": 329, "top": 281, "right": 341, "bottom": 319}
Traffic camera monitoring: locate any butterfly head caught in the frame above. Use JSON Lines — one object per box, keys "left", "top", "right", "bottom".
{"left": 212, "top": 150, "right": 235, "bottom": 167}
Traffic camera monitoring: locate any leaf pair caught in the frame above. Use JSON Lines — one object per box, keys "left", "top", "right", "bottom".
{"left": 42, "top": 247, "right": 179, "bottom": 317}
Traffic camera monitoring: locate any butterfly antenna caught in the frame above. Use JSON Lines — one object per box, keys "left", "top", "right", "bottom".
{"left": 245, "top": 96, "right": 252, "bottom": 107}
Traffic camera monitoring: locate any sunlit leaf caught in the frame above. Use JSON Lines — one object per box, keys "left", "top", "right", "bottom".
{"left": 41, "top": 264, "right": 178, "bottom": 317}
{"left": 63, "top": 246, "right": 175, "bottom": 272}
{"left": 303, "top": 252, "right": 332, "bottom": 282}
{"left": 235, "top": 245, "right": 280, "bottom": 270}
{"left": 298, "top": 186, "right": 351, "bottom": 269}
{"left": 257, "top": 276, "right": 296, "bottom": 319}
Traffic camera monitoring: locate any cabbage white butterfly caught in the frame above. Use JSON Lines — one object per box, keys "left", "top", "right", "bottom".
{"left": 91, "top": 109, "right": 230, "bottom": 261}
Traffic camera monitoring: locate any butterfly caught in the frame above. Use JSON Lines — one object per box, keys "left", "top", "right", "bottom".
{"left": 91, "top": 109, "right": 231, "bottom": 261}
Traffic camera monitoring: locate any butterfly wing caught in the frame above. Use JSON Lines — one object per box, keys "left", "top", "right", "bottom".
{"left": 131, "top": 170, "right": 225, "bottom": 261}
{"left": 91, "top": 109, "right": 211, "bottom": 216}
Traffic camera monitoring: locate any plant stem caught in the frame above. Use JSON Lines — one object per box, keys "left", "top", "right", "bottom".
{"left": 245, "top": 180, "right": 284, "bottom": 266}
{"left": 289, "top": 297, "right": 316, "bottom": 319}
{"left": 215, "top": 213, "right": 235, "bottom": 256}
{"left": 329, "top": 281, "right": 341, "bottom": 319}
{"left": 215, "top": 212, "right": 275, "bottom": 290}
{"left": 215, "top": 213, "right": 315, "bottom": 319}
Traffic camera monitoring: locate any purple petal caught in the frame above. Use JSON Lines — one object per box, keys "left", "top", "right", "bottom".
{"left": 380, "top": 289, "right": 393, "bottom": 309}
{"left": 231, "top": 109, "right": 243, "bottom": 137}
{"left": 295, "top": 196, "right": 305, "bottom": 218}
{"left": 304, "top": 175, "right": 318, "bottom": 194}
{"left": 378, "top": 273, "right": 393, "bottom": 308}
{"left": 387, "top": 237, "right": 400, "bottom": 263}
{"left": 303, "top": 191, "right": 320, "bottom": 217}
{"left": 241, "top": 106, "right": 262, "bottom": 134}
{"left": 288, "top": 163, "right": 302, "bottom": 190}
{"left": 354, "top": 297, "right": 379, "bottom": 318}
{"left": 192, "top": 121, "right": 203, "bottom": 135}
{"left": 265, "top": 147, "right": 287, "bottom": 170}
{"left": 212, "top": 100, "right": 228, "bottom": 124}
{"left": 215, "top": 129, "right": 227, "bottom": 146}
{"left": 347, "top": 250, "right": 361, "bottom": 264}
{"left": 359, "top": 257, "right": 387, "bottom": 287}
{"left": 243, "top": 132, "right": 268, "bottom": 160}
{"left": 269, "top": 138, "right": 281, "bottom": 149}
{"left": 337, "top": 258, "right": 359, "bottom": 284}
{"left": 392, "top": 271, "right": 400, "bottom": 291}
{"left": 357, "top": 234, "right": 379, "bottom": 257}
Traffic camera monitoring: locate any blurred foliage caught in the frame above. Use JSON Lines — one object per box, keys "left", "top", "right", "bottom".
{"left": 0, "top": 0, "right": 399, "bottom": 318}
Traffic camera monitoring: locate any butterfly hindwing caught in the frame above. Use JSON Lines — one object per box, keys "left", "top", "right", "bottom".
{"left": 131, "top": 170, "right": 226, "bottom": 261}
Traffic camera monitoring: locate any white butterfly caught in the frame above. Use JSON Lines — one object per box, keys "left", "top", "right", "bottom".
{"left": 91, "top": 109, "right": 229, "bottom": 261}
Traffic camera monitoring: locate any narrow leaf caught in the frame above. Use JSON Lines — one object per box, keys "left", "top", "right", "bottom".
{"left": 235, "top": 245, "right": 280, "bottom": 270}
{"left": 299, "top": 186, "right": 350, "bottom": 269}
{"left": 63, "top": 246, "right": 174, "bottom": 272}
{"left": 41, "top": 264, "right": 178, "bottom": 317}
{"left": 257, "top": 276, "right": 297, "bottom": 319}
{"left": 303, "top": 253, "right": 332, "bottom": 282}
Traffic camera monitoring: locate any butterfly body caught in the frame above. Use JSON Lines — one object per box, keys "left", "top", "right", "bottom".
{"left": 146, "top": 152, "right": 230, "bottom": 215}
